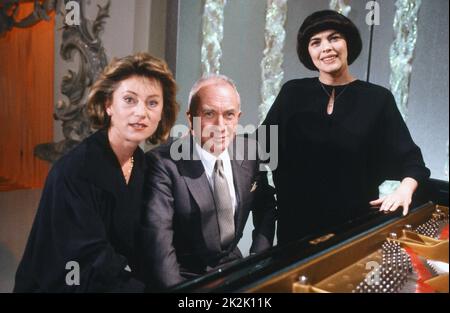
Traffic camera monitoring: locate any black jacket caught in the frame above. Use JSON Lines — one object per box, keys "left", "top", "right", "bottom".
{"left": 14, "top": 129, "right": 146, "bottom": 292}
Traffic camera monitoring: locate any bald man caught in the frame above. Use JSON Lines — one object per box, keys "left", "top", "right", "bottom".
{"left": 141, "top": 75, "right": 276, "bottom": 289}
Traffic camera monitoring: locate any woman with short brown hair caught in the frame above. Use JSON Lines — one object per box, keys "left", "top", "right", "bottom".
{"left": 14, "top": 53, "right": 179, "bottom": 292}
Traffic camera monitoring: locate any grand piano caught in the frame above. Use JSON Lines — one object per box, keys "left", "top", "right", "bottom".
{"left": 171, "top": 179, "right": 449, "bottom": 293}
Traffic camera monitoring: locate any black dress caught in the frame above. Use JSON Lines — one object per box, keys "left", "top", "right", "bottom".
{"left": 261, "top": 78, "right": 430, "bottom": 244}
{"left": 14, "top": 129, "right": 146, "bottom": 292}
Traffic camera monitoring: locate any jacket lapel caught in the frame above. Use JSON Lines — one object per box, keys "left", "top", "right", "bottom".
{"left": 81, "top": 129, "right": 121, "bottom": 194}
{"left": 176, "top": 136, "right": 222, "bottom": 254}
{"left": 229, "top": 137, "right": 248, "bottom": 238}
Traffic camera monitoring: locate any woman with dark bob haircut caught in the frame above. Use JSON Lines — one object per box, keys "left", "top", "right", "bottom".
{"left": 14, "top": 53, "right": 179, "bottom": 292}
{"left": 261, "top": 10, "right": 430, "bottom": 244}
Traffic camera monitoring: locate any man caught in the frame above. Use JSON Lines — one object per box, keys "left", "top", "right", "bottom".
{"left": 141, "top": 75, "right": 276, "bottom": 289}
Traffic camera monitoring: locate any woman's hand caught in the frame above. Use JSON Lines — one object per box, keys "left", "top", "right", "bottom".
{"left": 369, "top": 178, "right": 418, "bottom": 216}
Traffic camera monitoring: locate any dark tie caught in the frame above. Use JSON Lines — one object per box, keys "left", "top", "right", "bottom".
{"left": 213, "top": 159, "right": 235, "bottom": 247}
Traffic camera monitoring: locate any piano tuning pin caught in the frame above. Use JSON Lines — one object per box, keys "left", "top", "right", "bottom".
{"left": 298, "top": 275, "right": 308, "bottom": 285}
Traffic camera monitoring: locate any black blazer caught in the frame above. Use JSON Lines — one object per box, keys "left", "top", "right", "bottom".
{"left": 141, "top": 135, "right": 277, "bottom": 289}
{"left": 14, "top": 129, "right": 146, "bottom": 292}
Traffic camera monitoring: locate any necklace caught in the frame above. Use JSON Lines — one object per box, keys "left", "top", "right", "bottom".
{"left": 319, "top": 81, "right": 350, "bottom": 102}
{"left": 319, "top": 81, "right": 351, "bottom": 115}
{"left": 124, "top": 156, "right": 134, "bottom": 182}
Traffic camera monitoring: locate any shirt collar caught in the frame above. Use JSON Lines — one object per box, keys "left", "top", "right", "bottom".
{"left": 194, "top": 140, "right": 230, "bottom": 173}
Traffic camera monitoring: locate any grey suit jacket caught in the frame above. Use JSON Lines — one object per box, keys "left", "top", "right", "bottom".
{"left": 141, "top": 135, "right": 276, "bottom": 289}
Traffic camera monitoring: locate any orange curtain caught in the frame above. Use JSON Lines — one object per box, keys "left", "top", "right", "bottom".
{"left": 0, "top": 3, "right": 54, "bottom": 191}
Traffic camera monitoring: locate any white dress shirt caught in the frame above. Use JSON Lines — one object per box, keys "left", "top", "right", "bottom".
{"left": 195, "top": 142, "right": 237, "bottom": 213}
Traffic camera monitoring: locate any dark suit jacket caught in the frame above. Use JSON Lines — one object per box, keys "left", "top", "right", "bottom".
{"left": 141, "top": 135, "right": 276, "bottom": 289}
{"left": 14, "top": 129, "right": 145, "bottom": 292}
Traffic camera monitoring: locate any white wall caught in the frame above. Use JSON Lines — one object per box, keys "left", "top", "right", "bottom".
{"left": 369, "top": 0, "right": 449, "bottom": 181}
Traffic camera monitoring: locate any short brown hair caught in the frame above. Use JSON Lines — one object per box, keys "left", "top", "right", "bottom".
{"left": 87, "top": 52, "right": 179, "bottom": 144}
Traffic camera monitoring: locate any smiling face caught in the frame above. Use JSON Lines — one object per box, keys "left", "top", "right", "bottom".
{"left": 308, "top": 29, "right": 349, "bottom": 77}
{"left": 106, "top": 75, "right": 163, "bottom": 145}
{"left": 188, "top": 82, "right": 241, "bottom": 155}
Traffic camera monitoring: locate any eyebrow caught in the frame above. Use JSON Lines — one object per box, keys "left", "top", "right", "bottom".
{"left": 146, "top": 94, "right": 162, "bottom": 99}
{"left": 328, "top": 32, "right": 341, "bottom": 38}
{"left": 310, "top": 31, "right": 340, "bottom": 42}
{"left": 123, "top": 90, "right": 162, "bottom": 98}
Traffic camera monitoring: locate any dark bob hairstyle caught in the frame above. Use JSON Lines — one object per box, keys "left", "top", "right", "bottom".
{"left": 297, "top": 10, "right": 362, "bottom": 71}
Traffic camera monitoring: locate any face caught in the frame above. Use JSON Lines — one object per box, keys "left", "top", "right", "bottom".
{"left": 106, "top": 75, "right": 163, "bottom": 145}
{"left": 308, "top": 29, "right": 349, "bottom": 75}
{"left": 188, "top": 82, "right": 241, "bottom": 155}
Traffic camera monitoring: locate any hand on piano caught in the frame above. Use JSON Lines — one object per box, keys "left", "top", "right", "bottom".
{"left": 370, "top": 177, "right": 419, "bottom": 216}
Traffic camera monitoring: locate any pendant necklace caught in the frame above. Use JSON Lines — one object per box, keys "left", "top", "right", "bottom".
{"left": 319, "top": 81, "right": 350, "bottom": 115}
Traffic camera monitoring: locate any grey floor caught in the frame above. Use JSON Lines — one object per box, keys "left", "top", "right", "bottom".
{"left": 0, "top": 244, "right": 17, "bottom": 292}
{"left": 0, "top": 189, "right": 41, "bottom": 293}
